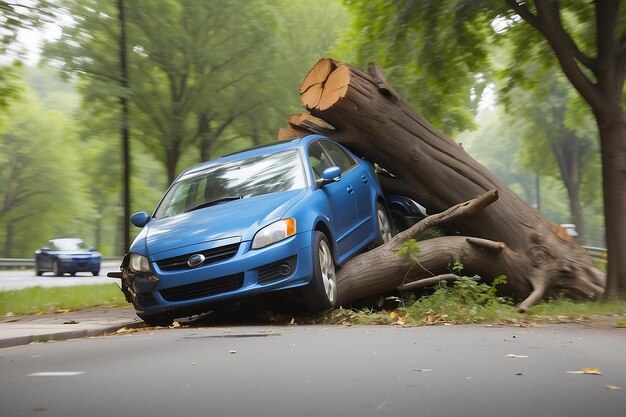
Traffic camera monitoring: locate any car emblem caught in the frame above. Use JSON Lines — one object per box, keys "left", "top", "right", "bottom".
{"left": 187, "top": 254, "right": 206, "bottom": 268}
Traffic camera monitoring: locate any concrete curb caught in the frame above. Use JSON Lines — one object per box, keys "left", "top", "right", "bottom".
{"left": 0, "top": 307, "right": 142, "bottom": 349}
{"left": 0, "top": 321, "right": 141, "bottom": 349}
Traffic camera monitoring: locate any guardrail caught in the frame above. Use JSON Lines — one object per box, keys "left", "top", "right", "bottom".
{"left": 0, "top": 257, "right": 122, "bottom": 269}
{"left": 0, "top": 258, "right": 33, "bottom": 268}
{"left": 582, "top": 246, "right": 608, "bottom": 263}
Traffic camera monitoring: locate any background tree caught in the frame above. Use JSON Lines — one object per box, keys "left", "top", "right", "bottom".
{"left": 343, "top": 0, "right": 625, "bottom": 295}
{"left": 508, "top": 70, "right": 598, "bottom": 245}
{"left": 0, "top": 81, "right": 95, "bottom": 257}
{"left": 42, "top": 0, "right": 350, "bottom": 254}
{"left": 0, "top": 0, "right": 52, "bottom": 113}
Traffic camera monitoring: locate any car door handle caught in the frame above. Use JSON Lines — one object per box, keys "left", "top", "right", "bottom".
{"left": 346, "top": 185, "right": 354, "bottom": 194}
{"left": 361, "top": 175, "right": 368, "bottom": 184}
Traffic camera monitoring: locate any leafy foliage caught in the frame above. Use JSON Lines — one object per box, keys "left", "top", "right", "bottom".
{"left": 0, "top": 76, "right": 97, "bottom": 257}
{"left": 0, "top": 1, "right": 52, "bottom": 112}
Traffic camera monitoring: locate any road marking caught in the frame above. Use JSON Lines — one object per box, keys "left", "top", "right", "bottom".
{"left": 28, "top": 372, "right": 85, "bottom": 377}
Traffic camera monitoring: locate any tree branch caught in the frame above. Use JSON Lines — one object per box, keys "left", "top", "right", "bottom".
{"left": 390, "top": 189, "right": 499, "bottom": 250}
{"left": 506, "top": 0, "right": 602, "bottom": 110}
{"left": 397, "top": 274, "right": 457, "bottom": 292}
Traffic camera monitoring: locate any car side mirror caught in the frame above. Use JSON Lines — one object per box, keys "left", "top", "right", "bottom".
{"left": 316, "top": 166, "right": 342, "bottom": 189}
{"left": 130, "top": 212, "right": 151, "bottom": 228}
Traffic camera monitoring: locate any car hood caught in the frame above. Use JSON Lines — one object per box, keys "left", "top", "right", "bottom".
{"left": 141, "top": 189, "right": 306, "bottom": 256}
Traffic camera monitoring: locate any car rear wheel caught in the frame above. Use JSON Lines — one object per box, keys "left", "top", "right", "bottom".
{"left": 92, "top": 270, "right": 100, "bottom": 276}
{"left": 372, "top": 202, "right": 393, "bottom": 247}
{"left": 303, "top": 231, "right": 337, "bottom": 311}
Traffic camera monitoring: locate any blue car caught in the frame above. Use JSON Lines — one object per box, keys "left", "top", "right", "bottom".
{"left": 35, "top": 238, "right": 101, "bottom": 276}
{"left": 109, "top": 135, "right": 393, "bottom": 326}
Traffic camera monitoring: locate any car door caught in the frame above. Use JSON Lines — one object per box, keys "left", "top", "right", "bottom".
{"left": 308, "top": 141, "right": 359, "bottom": 257}
{"left": 319, "top": 141, "right": 372, "bottom": 244}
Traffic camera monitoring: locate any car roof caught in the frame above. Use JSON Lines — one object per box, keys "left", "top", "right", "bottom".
{"left": 180, "top": 134, "right": 328, "bottom": 178}
{"left": 50, "top": 238, "right": 84, "bottom": 243}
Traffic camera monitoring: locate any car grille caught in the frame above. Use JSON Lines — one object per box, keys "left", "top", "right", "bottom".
{"left": 156, "top": 243, "right": 240, "bottom": 271}
{"left": 159, "top": 273, "right": 244, "bottom": 302}
{"left": 257, "top": 257, "right": 297, "bottom": 284}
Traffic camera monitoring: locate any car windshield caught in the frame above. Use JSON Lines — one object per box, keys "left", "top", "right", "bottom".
{"left": 52, "top": 240, "right": 89, "bottom": 251}
{"left": 154, "top": 149, "right": 306, "bottom": 219}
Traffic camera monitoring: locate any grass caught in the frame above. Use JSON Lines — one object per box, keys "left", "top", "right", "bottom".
{"left": 1, "top": 280, "right": 625, "bottom": 328}
{"left": 0, "top": 284, "right": 129, "bottom": 317}
{"left": 318, "top": 274, "right": 626, "bottom": 328}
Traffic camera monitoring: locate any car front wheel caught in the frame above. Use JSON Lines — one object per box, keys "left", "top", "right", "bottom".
{"left": 303, "top": 231, "right": 337, "bottom": 311}
{"left": 138, "top": 313, "right": 174, "bottom": 327}
{"left": 35, "top": 260, "right": 43, "bottom": 276}
{"left": 52, "top": 260, "right": 62, "bottom": 277}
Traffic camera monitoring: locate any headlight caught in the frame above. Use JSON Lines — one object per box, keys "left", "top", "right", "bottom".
{"left": 129, "top": 253, "right": 151, "bottom": 272}
{"left": 252, "top": 218, "right": 296, "bottom": 249}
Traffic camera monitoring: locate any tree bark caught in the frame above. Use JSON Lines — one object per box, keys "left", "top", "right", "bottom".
{"left": 285, "top": 58, "right": 606, "bottom": 311}
{"left": 596, "top": 108, "right": 626, "bottom": 296}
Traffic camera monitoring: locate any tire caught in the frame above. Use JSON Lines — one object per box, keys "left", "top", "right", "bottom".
{"left": 52, "top": 260, "right": 62, "bottom": 277}
{"left": 138, "top": 313, "right": 174, "bottom": 327}
{"left": 303, "top": 231, "right": 337, "bottom": 311}
{"left": 372, "top": 202, "right": 393, "bottom": 247}
{"left": 92, "top": 270, "right": 100, "bottom": 276}
{"left": 35, "top": 260, "right": 43, "bottom": 276}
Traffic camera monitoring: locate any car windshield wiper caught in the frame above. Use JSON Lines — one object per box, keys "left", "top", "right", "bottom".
{"left": 187, "top": 196, "right": 243, "bottom": 213}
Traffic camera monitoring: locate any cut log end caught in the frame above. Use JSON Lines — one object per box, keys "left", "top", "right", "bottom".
{"left": 301, "top": 60, "right": 350, "bottom": 111}
{"left": 277, "top": 127, "right": 309, "bottom": 140}
{"left": 299, "top": 58, "right": 333, "bottom": 94}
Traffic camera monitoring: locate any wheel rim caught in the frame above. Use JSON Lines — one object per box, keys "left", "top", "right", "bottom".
{"left": 377, "top": 209, "right": 392, "bottom": 243}
{"left": 318, "top": 239, "right": 336, "bottom": 304}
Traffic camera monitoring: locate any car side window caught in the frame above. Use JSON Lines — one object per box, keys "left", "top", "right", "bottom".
{"left": 320, "top": 141, "right": 357, "bottom": 173}
{"left": 308, "top": 141, "right": 335, "bottom": 180}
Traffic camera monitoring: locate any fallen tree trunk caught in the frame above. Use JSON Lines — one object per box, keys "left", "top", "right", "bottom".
{"left": 282, "top": 58, "right": 605, "bottom": 312}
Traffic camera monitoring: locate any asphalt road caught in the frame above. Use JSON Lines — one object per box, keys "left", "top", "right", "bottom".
{"left": 1, "top": 324, "right": 624, "bottom": 417}
{"left": 0, "top": 260, "right": 122, "bottom": 291}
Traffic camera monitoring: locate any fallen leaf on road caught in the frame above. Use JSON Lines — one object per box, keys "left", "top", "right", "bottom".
{"left": 605, "top": 384, "right": 622, "bottom": 391}
{"left": 229, "top": 350, "right": 237, "bottom": 354}
{"left": 171, "top": 321, "right": 181, "bottom": 328}
{"left": 505, "top": 353, "right": 529, "bottom": 358}
{"left": 413, "top": 368, "right": 432, "bottom": 372}
{"left": 375, "top": 402, "right": 388, "bottom": 411}
{"left": 63, "top": 320, "right": 79, "bottom": 325}
{"left": 567, "top": 368, "right": 602, "bottom": 375}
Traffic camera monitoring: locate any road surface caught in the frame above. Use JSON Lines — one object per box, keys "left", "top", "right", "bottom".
{"left": 1, "top": 323, "right": 624, "bottom": 417}
{"left": 0, "top": 259, "right": 122, "bottom": 291}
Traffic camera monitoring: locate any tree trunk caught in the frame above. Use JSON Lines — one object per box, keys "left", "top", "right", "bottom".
{"left": 285, "top": 58, "right": 606, "bottom": 311}
{"left": 165, "top": 147, "right": 181, "bottom": 185}
{"left": 596, "top": 109, "right": 626, "bottom": 297}
{"left": 3, "top": 223, "right": 13, "bottom": 258}
{"left": 551, "top": 135, "right": 586, "bottom": 245}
